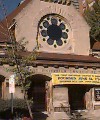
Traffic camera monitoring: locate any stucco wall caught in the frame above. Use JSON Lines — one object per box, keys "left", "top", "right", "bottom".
{"left": 53, "top": 86, "right": 69, "bottom": 109}
{"left": 4, "top": 86, "right": 24, "bottom": 99}
{"left": 15, "top": 0, "right": 90, "bottom": 55}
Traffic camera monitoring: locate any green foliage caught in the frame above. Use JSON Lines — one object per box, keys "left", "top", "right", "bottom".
{"left": 84, "top": 0, "right": 100, "bottom": 41}
{"left": 5, "top": 37, "right": 38, "bottom": 90}
{"left": 0, "top": 99, "right": 32, "bottom": 119}
{"left": 4, "top": 34, "right": 38, "bottom": 119}
{"left": 0, "top": 99, "right": 32, "bottom": 112}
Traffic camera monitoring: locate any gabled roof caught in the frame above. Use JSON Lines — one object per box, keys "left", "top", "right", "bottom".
{"left": 0, "top": 0, "right": 99, "bottom": 51}
{"left": 0, "top": 0, "right": 81, "bottom": 42}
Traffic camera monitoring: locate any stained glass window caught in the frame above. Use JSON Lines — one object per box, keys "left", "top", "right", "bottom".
{"left": 39, "top": 14, "right": 70, "bottom": 48}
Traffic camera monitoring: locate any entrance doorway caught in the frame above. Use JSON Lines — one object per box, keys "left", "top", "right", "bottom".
{"left": 68, "top": 85, "right": 86, "bottom": 110}
{"left": 28, "top": 74, "right": 51, "bottom": 112}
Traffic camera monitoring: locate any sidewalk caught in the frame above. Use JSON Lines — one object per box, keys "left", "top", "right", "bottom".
{"left": 47, "top": 112, "right": 71, "bottom": 120}
{"left": 81, "top": 109, "right": 100, "bottom": 120}
{"left": 47, "top": 109, "right": 100, "bottom": 120}
{"left": 33, "top": 109, "right": 100, "bottom": 120}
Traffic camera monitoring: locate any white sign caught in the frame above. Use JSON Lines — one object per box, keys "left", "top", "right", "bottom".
{"left": 9, "top": 74, "right": 15, "bottom": 93}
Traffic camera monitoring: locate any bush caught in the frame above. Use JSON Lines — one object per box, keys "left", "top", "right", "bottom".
{"left": 0, "top": 99, "right": 32, "bottom": 119}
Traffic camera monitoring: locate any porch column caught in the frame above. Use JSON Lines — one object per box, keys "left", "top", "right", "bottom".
{"left": 2, "top": 79, "right": 6, "bottom": 99}
{"left": 85, "top": 88, "right": 93, "bottom": 110}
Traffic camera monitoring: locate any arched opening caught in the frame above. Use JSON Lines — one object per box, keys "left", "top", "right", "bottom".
{"left": 28, "top": 74, "right": 51, "bottom": 112}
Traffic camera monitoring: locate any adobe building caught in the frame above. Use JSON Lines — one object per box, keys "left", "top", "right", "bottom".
{"left": 0, "top": 0, "right": 100, "bottom": 113}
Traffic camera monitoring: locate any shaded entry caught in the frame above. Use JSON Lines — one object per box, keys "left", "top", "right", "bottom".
{"left": 68, "top": 85, "right": 86, "bottom": 110}
{"left": 28, "top": 74, "right": 51, "bottom": 111}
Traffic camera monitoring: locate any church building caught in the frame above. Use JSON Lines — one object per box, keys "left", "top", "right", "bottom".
{"left": 0, "top": 0, "right": 100, "bottom": 114}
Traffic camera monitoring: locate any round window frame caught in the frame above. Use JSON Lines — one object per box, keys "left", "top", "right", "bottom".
{"left": 38, "top": 14, "right": 71, "bottom": 48}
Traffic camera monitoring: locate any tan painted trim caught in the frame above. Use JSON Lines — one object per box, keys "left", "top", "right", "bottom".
{"left": 2, "top": 81, "right": 6, "bottom": 99}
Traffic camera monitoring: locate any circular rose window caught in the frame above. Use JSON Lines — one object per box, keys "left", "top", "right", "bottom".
{"left": 39, "top": 14, "right": 70, "bottom": 48}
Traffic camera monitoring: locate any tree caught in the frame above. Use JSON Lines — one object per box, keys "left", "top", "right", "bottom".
{"left": 84, "top": 0, "right": 100, "bottom": 42}
{"left": 0, "top": 1, "right": 39, "bottom": 119}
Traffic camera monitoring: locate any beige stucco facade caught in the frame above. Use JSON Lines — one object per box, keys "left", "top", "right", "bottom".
{"left": 1, "top": 65, "right": 100, "bottom": 111}
{"left": 0, "top": 0, "right": 100, "bottom": 114}
{"left": 15, "top": 0, "right": 90, "bottom": 55}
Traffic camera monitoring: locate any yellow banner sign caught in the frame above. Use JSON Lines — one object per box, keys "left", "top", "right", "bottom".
{"left": 52, "top": 73, "right": 100, "bottom": 85}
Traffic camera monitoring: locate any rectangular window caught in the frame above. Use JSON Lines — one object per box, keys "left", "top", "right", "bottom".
{"left": 94, "top": 88, "right": 100, "bottom": 101}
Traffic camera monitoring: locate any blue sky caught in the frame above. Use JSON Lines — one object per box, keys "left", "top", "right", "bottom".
{"left": 0, "top": 0, "right": 22, "bottom": 20}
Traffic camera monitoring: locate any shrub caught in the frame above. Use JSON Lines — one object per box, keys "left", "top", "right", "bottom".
{"left": 0, "top": 99, "right": 32, "bottom": 119}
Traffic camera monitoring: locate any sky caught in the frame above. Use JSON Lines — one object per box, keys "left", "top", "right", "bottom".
{"left": 0, "top": 0, "right": 22, "bottom": 20}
